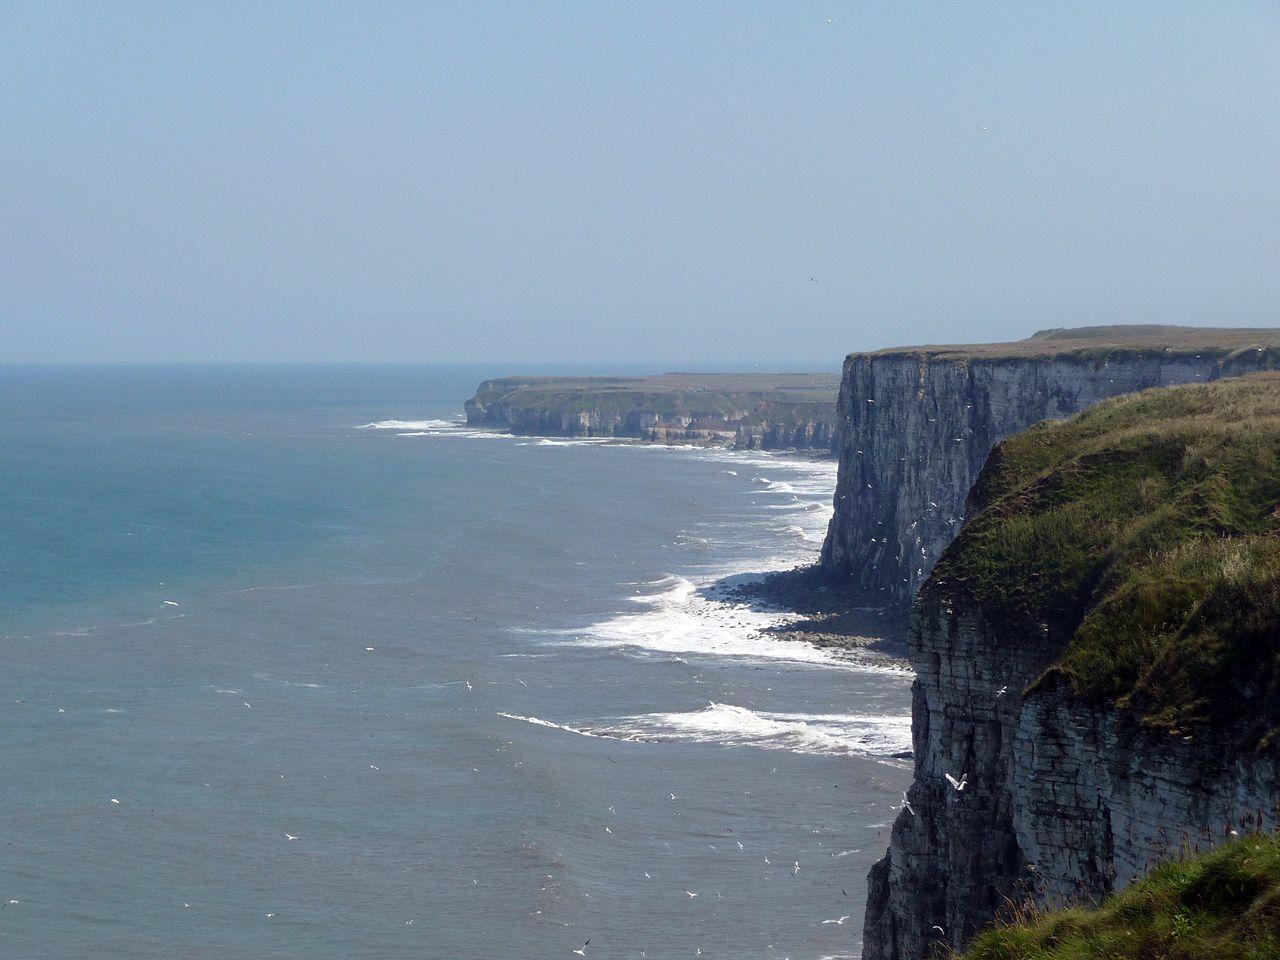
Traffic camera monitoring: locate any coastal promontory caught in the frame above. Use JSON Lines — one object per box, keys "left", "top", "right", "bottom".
{"left": 464, "top": 372, "right": 841, "bottom": 450}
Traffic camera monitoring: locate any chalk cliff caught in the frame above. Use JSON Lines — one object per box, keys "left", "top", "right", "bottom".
{"left": 861, "top": 373, "right": 1280, "bottom": 959}
{"left": 464, "top": 373, "right": 840, "bottom": 450}
{"left": 819, "top": 325, "right": 1280, "bottom": 609}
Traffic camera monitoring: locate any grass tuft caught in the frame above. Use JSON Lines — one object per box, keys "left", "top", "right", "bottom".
{"left": 962, "top": 834, "right": 1280, "bottom": 960}
{"left": 927, "top": 373, "right": 1280, "bottom": 746}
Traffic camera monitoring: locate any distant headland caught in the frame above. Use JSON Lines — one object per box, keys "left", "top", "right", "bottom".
{"left": 464, "top": 372, "right": 841, "bottom": 451}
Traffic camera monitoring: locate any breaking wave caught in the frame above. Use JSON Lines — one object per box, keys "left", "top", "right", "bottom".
{"left": 356, "top": 419, "right": 460, "bottom": 430}
{"left": 502, "top": 703, "right": 911, "bottom": 759}
{"left": 496, "top": 712, "right": 604, "bottom": 739}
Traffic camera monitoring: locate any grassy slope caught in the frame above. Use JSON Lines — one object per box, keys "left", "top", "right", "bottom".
{"left": 962, "top": 834, "right": 1280, "bottom": 960}
{"left": 927, "top": 373, "right": 1280, "bottom": 747}
{"left": 865, "top": 323, "right": 1280, "bottom": 363}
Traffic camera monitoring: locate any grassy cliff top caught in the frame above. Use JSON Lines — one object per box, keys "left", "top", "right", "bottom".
{"left": 469, "top": 372, "right": 840, "bottom": 416}
{"left": 927, "top": 373, "right": 1280, "bottom": 745}
{"left": 963, "top": 833, "right": 1280, "bottom": 960}
{"left": 861, "top": 324, "right": 1280, "bottom": 364}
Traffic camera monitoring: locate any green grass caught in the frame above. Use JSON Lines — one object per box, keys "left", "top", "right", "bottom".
{"left": 928, "top": 373, "right": 1280, "bottom": 746}
{"left": 962, "top": 833, "right": 1280, "bottom": 960}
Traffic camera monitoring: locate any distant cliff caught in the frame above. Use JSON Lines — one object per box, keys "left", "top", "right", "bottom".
{"left": 819, "top": 325, "right": 1280, "bottom": 608}
{"left": 464, "top": 373, "right": 840, "bottom": 451}
{"left": 862, "top": 374, "right": 1280, "bottom": 959}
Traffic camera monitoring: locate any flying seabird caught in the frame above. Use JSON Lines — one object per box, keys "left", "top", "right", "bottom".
{"left": 822, "top": 916, "right": 851, "bottom": 925}
{"left": 945, "top": 772, "right": 968, "bottom": 792}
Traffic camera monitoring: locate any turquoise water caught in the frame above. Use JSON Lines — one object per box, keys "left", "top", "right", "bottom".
{"left": 0, "top": 365, "right": 911, "bottom": 959}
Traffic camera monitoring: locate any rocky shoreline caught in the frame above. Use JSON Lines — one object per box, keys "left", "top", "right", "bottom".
{"left": 716, "top": 566, "right": 912, "bottom": 670}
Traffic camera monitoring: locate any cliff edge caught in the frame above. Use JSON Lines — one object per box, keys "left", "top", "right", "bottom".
{"left": 819, "top": 324, "right": 1280, "bottom": 609}
{"left": 862, "top": 373, "right": 1280, "bottom": 959}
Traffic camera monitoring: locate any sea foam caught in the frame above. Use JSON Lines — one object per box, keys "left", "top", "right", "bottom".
{"left": 501, "top": 702, "right": 911, "bottom": 759}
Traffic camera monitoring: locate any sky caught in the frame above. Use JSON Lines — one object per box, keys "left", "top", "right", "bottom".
{"left": 2, "top": 2, "right": 1278, "bottom": 365}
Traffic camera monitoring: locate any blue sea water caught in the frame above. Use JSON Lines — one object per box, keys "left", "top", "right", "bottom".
{"left": 0, "top": 364, "right": 911, "bottom": 960}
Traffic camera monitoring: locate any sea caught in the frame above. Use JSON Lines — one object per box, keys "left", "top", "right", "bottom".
{"left": 0, "top": 364, "right": 913, "bottom": 960}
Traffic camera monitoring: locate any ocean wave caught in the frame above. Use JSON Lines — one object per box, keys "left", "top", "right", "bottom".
{"left": 496, "top": 712, "right": 605, "bottom": 739}
{"left": 558, "top": 574, "right": 851, "bottom": 667}
{"left": 530, "top": 437, "right": 612, "bottom": 446}
{"left": 785, "top": 524, "right": 824, "bottom": 543}
{"left": 356, "top": 419, "right": 459, "bottom": 430}
{"left": 511, "top": 703, "right": 911, "bottom": 759}
{"left": 395, "top": 429, "right": 507, "bottom": 440}
{"left": 253, "top": 675, "right": 327, "bottom": 689}
{"left": 357, "top": 418, "right": 509, "bottom": 440}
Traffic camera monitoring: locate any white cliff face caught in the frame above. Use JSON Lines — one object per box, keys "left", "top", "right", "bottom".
{"left": 819, "top": 349, "right": 1279, "bottom": 608}
{"left": 861, "top": 594, "right": 1280, "bottom": 960}
{"left": 734, "top": 418, "right": 836, "bottom": 451}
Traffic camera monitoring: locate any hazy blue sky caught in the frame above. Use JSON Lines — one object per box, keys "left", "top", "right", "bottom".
{"left": 3, "top": 2, "right": 1278, "bottom": 364}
